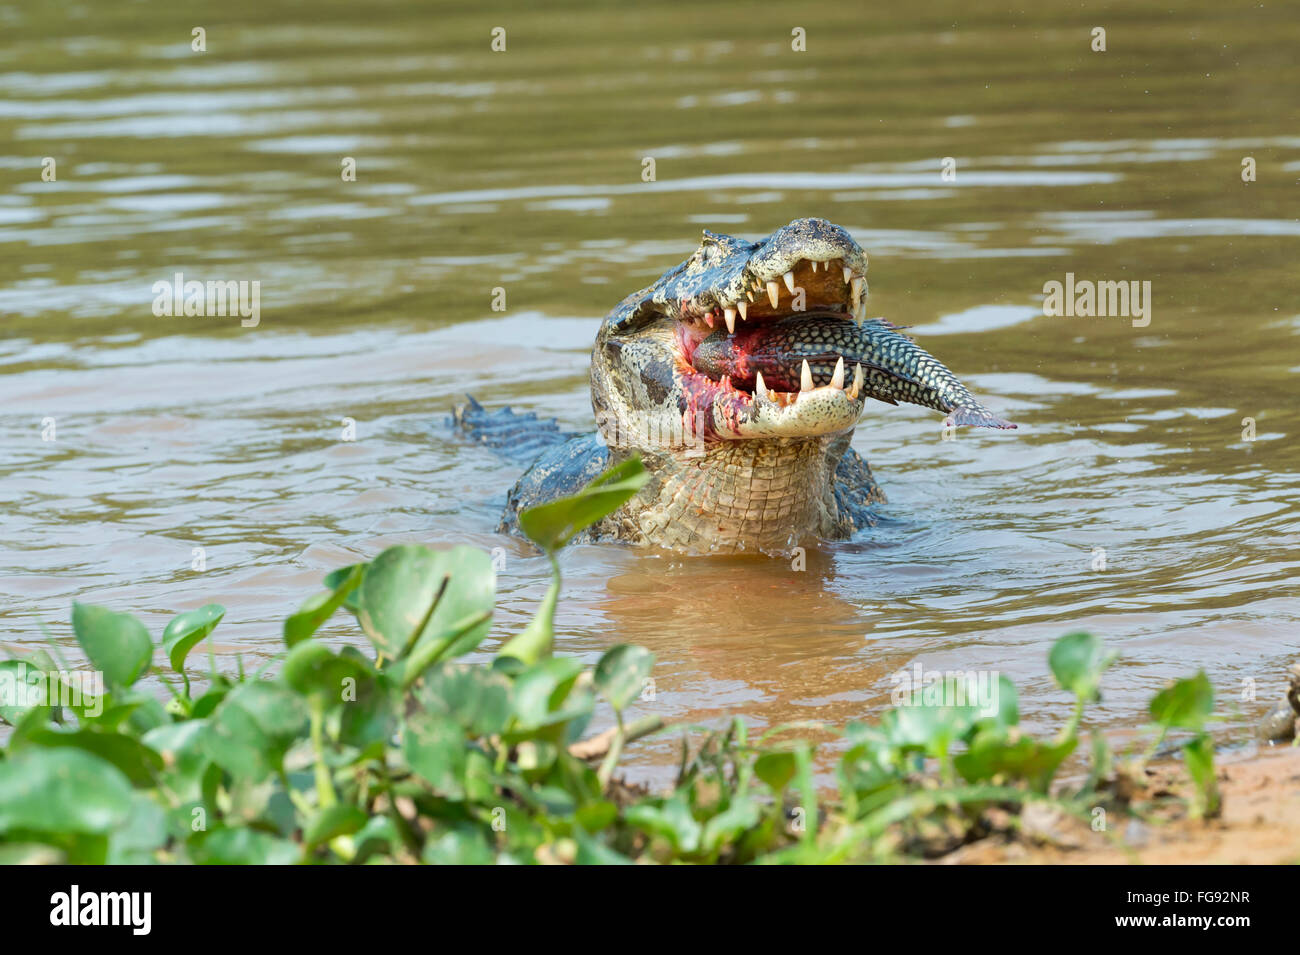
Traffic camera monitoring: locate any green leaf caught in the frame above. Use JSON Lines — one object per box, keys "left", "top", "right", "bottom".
{"left": 495, "top": 575, "right": 557, "bottom": 666}
{"left": 593, "top": 644, "right": 654, "bottom": 712}
{"left": 754, "top": 751, "right": 797, "bottom": 794}
{"left": 403, "top": 712, "right": 468, "bottom": 798}
{"left": 509, "top": 657, "right": 589, "bottom": 732}
{"left": 0, "top": 747, "right": 133, "bottom": 836}
{"left": 574, "top": 830, "right": 634, "bottom": 864}
{"left": 0, "top": 659, "right": 53, "bottom": 726}
{"left": 143, "top": 720, "right": 210, "bottom": 783}
{"left": 422, "top": 824, "right": 495, "bottom": 864}
{"left": 192, "top": 827, "right": 300, "bottom": 865}
{"left": 395, "top": 608, "right": 493, "bottom": 691}
{"left": 125, "top": 694, "right": 169, "bottom": 736}
{"left": 417, "top": 664, "right": 512, "bottom": 737}
{"left": 71, "top": 602, "right": 153, "bottom": 689}
{"left": 574, "top": 800, "right": 618, "bottom": 833}
{"left": 352, "top": 815, "right": 398, "bottom": 861}
{"left": 282, "top": 639, "right": 374, "bottom": 705}
{"left": 284, "top": 565, "right": 364, "bottom": 647}
{"left": 1049, "top": 631, "right": 1117, "bottom": 702}
{"left": 202, "top": 681, "right": 309, "bottom": 782}
{"left": 357, "top": 545, "right": 494, "bottom": 662}
{"left": 885, "top": 700, "right": 979, "bottom": 759}
{"left": 1149, "top": 671, "right": 1214, "bottom": 731}
{"left": 162, "top": 603, "right": 225, "bottom": 673}
{"left": 701, "top": 795, "right": 761, "bottom": 853}
{"left": 953, "top": 732, "right": 1077, "bottom": 792}
{"left": 106, "top": 792, "right": 169, "bottom": 864}
{"left": 972, "top": 675, "right": 1019, "bottom": 735}
{"left": 0, "top": 844, "right": 64, "bottom": 864}
{"left": 304, "top": 805, "right": 368, "bottom": 848}
{"left": 517, "top": 456, "right": 649, "bottom": 552}
{"left": 323, "top": 563, "right": 366, "bottom": 613}
{"left": 624, "top": 791, "right": 700, "bottom": 854}
{"left": 336, "top": 647, "right": 395, "bottom": 748}
{"left": 21, "top": 728, "right": 165, "bottom": 788}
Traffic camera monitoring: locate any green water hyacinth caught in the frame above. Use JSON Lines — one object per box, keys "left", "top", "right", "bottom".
{"left": 0, "top": 455, "right": 1217, "bottom": 864}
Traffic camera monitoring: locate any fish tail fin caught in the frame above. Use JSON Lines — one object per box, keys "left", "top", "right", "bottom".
{"left": 943, "top": 405, "right": 1017, "bottom": 430}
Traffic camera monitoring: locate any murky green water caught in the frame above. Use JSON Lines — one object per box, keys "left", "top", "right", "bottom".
{"left": 3, "top": 0, "right": 1298, "bottom": 781}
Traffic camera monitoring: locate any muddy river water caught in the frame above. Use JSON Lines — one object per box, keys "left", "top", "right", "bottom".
{"left": 2, "top": 0, "right": 1297, "bottom": 782}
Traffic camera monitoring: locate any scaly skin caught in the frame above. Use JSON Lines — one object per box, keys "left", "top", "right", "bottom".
{"left": 591, "top": 435, "right": 883, "bottom": 554}
{"left": 458, "top": 218, "right": 1013, "bottom": 555}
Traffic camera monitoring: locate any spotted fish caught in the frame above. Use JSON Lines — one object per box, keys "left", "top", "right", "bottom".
{"left": 691, "top": 312, "right": 1016, "bottom": 430}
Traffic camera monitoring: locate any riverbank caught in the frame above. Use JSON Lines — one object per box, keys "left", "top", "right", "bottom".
{"left": 945, "top": 744, "right": 1300, "bottom": 865}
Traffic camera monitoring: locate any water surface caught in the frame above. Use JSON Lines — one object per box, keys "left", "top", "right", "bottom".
{"left": 2, "top": 0, "right": 1298, "bottom": 782}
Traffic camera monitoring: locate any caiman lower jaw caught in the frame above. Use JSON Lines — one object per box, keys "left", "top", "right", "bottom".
{"left": 673, "top": 255, "right": 869, "bottom": 441}
{"left": 699, "top": 367, "right": 868, "bottom": 439}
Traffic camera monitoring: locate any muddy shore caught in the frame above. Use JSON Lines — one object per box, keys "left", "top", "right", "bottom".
{"left": 944, "top": 744, "right": 1300, "bottom": 865}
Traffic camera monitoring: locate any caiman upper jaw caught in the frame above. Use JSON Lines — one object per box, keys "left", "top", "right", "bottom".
{"left": 605, "top": 217, "right": 869, "bottom": 335}
{"left": 676, "top": 218, "right": 869, "bottom": 333}
{"left": 679, "top": 252, "right": 868, "bottom": 336}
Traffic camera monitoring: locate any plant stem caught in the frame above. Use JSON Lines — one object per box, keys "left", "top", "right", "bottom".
{"left": 596, "top": 708, "right": 626, "bottom": 790}
{"left": 1055, "top": 695, "right": 1086, "bottom": 746}
{"left": 1133, "top": 724, "right": 1169, "bottom": 774}
{"left": 309, "top": 698, "right": 336, "bottom": 809}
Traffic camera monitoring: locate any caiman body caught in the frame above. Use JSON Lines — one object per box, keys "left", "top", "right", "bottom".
{"left": 456, "top": 218, "right": 1014, "bottom": 555}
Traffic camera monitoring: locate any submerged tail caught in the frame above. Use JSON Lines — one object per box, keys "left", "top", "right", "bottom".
{"left": 450, "top": 396, "right": 581, "bottom": 459}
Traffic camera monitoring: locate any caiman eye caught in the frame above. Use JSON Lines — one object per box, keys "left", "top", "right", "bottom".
{"left": 698, "top": 231, "right": 723, "bottom": 262}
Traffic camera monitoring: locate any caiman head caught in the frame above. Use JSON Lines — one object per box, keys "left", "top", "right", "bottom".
{"left": 592, "top": 217, "right": 872, "bottom": 451}
{"left": 587, "top": 218, "right": 873, "bottom": 553}
{"left": 588, "top": 217, "right": 1011, "bottom": 554}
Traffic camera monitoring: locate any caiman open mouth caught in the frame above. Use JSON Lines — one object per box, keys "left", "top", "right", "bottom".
{"left": 594, "top": 217, "right": 1012, "bottom": 446}
{"left": 672, "top": 255, "right": 870, "bottom": 439}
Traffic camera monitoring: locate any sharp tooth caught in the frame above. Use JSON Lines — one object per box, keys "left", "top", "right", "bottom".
{"left": 766, "top": 281, "right": 781, "bottom": 308}
{"left": 783, "top": 271, "right": 796, "bottom": 294}
{"left": 850, "top": 276, "right": 863, "bottom": 304}
{"left": 810, "top": 260, "right": 819, "bottom": 272}
{"left": 746, "top": 290, "right": 755, "bottom": 302}
{"left": 831, "top": 356, "right": 845, "bottom": 389}
{"left": 737, "top": 300, "right": 747, "bottom": 321}
{"left": 703, "top": 312, "right": 714, "bottom": 328}
{"left": 800, "top": 359, "right": 813, "bottom": 392}
{"left": 755, "top": 370, "right": 767, "bottom": 400}
{"left": 843, "top": 265, "right": 852, "bottom": 284}
{"left": 851, "top": 362, "right": 863, "bottom": 399}
{"left": 723, "top": 307, "right": 736, "bottom": 334}
{"left": 855, "top": 300, "right": 867, "bottom": 322}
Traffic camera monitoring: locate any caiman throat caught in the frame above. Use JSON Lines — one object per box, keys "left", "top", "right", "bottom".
{"left": 455, "top": 217, "right": 1016, "bottom": 555}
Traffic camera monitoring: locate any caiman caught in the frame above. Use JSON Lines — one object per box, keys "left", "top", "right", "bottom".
{"left": 455, "top": 217, "right": 1015, "bottom": 555}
